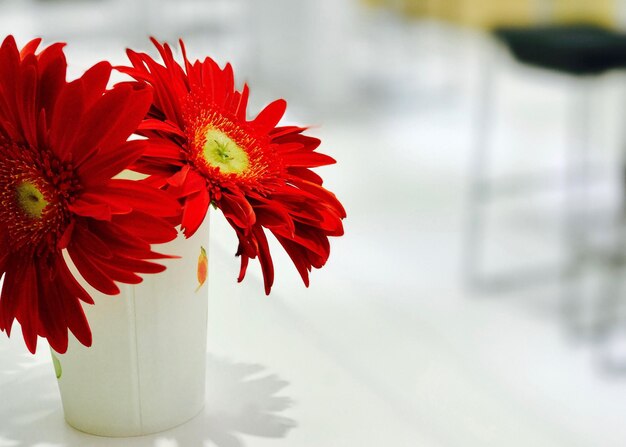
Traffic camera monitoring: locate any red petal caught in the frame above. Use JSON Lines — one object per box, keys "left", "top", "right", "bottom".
{"left": 60, "top": 289, "right": 92, "bottom": 351}
{"left": 252, "top": 225, "right": 274, "bottom": 295}
{"left": 282, "top": 151, "right": 336, "bottom": 168}
{"left": 234, "top": 84, "right": 249, "bottom": 121}
{"left": 68, "top": 200, "right": 114, "bottom": 221}
{"left": 275, "top": 236, "right": 312, "bottom": 287}
{"left": 86, "top": 179, "right": 181, "bottom": 217}
{"left": 56, "top": 255, "right": 94, "bottom": 305}
{"left": 79, "top": 140, "right": 148, "bottom": 187}
{"left": 88, "top": 255, "right": 143, "bottom": 284}
{"left": 255, "top": 203, "right": 295, "bottom": 235}
{"left": 289, "top": 178, "right": 347, "bottom": 218}
{"left": 49, "top": 79, "right": 85, "bottom": 160}
{"left": 43, "top": 258, "right": 93, "bottom": 350}
{"left": 15, "top": 260, "right": 39, "bottom": 353}
{"left": 112, "top": 211, "right": 178, "bottom": 244}
{"left": 143, "top": 138, "right": 184, "bottom": 160}
{"left": 287, "top": 167, "right": 323, "bottom": 185}
{"left": 167, "top": 164, "right": 190, "bottom": 187}
{"left": 37, "top": 272, "right": 70, "bottom": 353}
{"left": 19, "top": 38, "right": 41, "bottom": 57}
{"left": 78, "top": 61, "right": 112, "bottom": 111}
{"left": 108, "top": 256, "right": 166, "bottom": 275}
{"left": 235, "top": 254, "right": 250, "bottom": 287}
{"left": 70, "top": 84, "right": 152, "bottom": 166}
{"left": 269, "top": 125, "right": 305, "bottom": 139}
{"left": 219, "top": 190, "right": 256, "bottom": 229}
{"left": 252, "top": 99, "right": 286, "bottom": 134}
{"left": 88, "top": 219, "right": 153, "bottom": 257}
{"left": 67, "top": 242, "right": 120, "bottom": 295}
{"left": 168, "top": 168, "right": 206, "bottom": 198}
{"left": 57, "top": 219, "right": 75, "bottom": 252}
{"left": 138, "top": 118, "right": 187, "bottom": 138}
{"left": 0, "top": 257, "right": 23, "bottom": 336}
{"left": 16, "top": 61, "right": 38, "bottom": 147}
{"left": 181, "top": 187, "right": 210, "bottom": 238}
{"left": 71, "top": 223, "right": 113, "bottom": 259}
{"left": 131, "top": 159, "right": 183, "bottom": 178}
{"left": 36, "top": 43, "right": 67, "bottom": 126}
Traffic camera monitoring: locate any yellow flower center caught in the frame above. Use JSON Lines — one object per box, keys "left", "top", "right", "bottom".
{"left": 202, "top": 128, "right": 249, "bottom": 175}
{"left": 16, "top": 181, "right": 48, "bottom": 219}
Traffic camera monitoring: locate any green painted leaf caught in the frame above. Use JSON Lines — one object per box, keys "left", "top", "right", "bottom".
{"left": 52, "top": 352, "right": 62, "bottom": 379}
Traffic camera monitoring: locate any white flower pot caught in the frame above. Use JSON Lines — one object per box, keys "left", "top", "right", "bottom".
{"left": 52, "top": 218, "right": 209, "bottom": 437}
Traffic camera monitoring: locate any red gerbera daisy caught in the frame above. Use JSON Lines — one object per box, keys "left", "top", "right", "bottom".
{"left": 0, "top": 36, "right": 181, "bottom": 353}
{"left": 119, "top": 39, "right": 345, "bottom": 294}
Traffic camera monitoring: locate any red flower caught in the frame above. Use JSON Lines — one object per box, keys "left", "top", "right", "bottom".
{"left": 119, "top": 39, "right": 345, "bottom": 294}
{"left": 0, "top": 36, "right": 181, "bottom": 353}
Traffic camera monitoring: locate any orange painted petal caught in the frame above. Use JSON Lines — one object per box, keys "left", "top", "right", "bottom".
{"left": 196, "top": 246, "right": 208, "bottom": 290}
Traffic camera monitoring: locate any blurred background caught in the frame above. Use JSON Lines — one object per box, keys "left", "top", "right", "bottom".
{"left": 3, "top": 0, "right": 626, "bottom": 446}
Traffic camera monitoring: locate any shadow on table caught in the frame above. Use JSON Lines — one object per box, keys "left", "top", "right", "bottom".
{"left": 0, "top": 353, "right": 296, "bottom": 447}
{"left": 164, "top": 355, "right": 297, "bottom": 447}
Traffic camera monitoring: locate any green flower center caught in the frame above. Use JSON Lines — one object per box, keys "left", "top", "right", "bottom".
{"left": 16, "top": 181, "right": 48, "bottom": 219}
{"left": 202, "top": 128, "right": 249, "bottom": 175}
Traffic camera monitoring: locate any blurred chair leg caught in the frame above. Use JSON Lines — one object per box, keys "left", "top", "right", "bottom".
{"left": 464, "top": 44, "right": 496, "bottom": 292}
{"left": 465, "top": 46, "right": 570, "bottom": 293}
{"left": 560, "top": 79, "right": 601, "bottom": 341}
{"left": 592, "top": 81, "right": 626, "bottom": 374}
{"left": 595, "top": 255, "right": 626, "bottom": 375}
{"left": 595, "top": 261, "right": 626, "bottom": 375}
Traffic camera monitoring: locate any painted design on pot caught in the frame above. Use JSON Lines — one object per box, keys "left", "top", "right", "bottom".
{"left": 52, "top": 352, "right": 62, "bottom": 379}
{"left": 196, "top": 246, "right": 208, "bottom": 292}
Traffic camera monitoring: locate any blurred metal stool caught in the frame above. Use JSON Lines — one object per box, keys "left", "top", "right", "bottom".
{"left": 465, "top": 24, "right": 626, "bottom": 296}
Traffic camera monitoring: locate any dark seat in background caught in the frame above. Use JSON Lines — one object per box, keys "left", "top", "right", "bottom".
{"left": 494, "top": 24, "right": 626, "bottom": 76}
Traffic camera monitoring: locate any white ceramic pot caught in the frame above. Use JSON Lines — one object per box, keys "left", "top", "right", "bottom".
{"left": 52, "top": 218, "right": 209, "bottom": 437}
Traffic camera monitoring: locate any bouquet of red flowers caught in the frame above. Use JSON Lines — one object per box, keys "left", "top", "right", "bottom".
{"left": 0, "top": 36, "right": 345, "bottom": 354}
